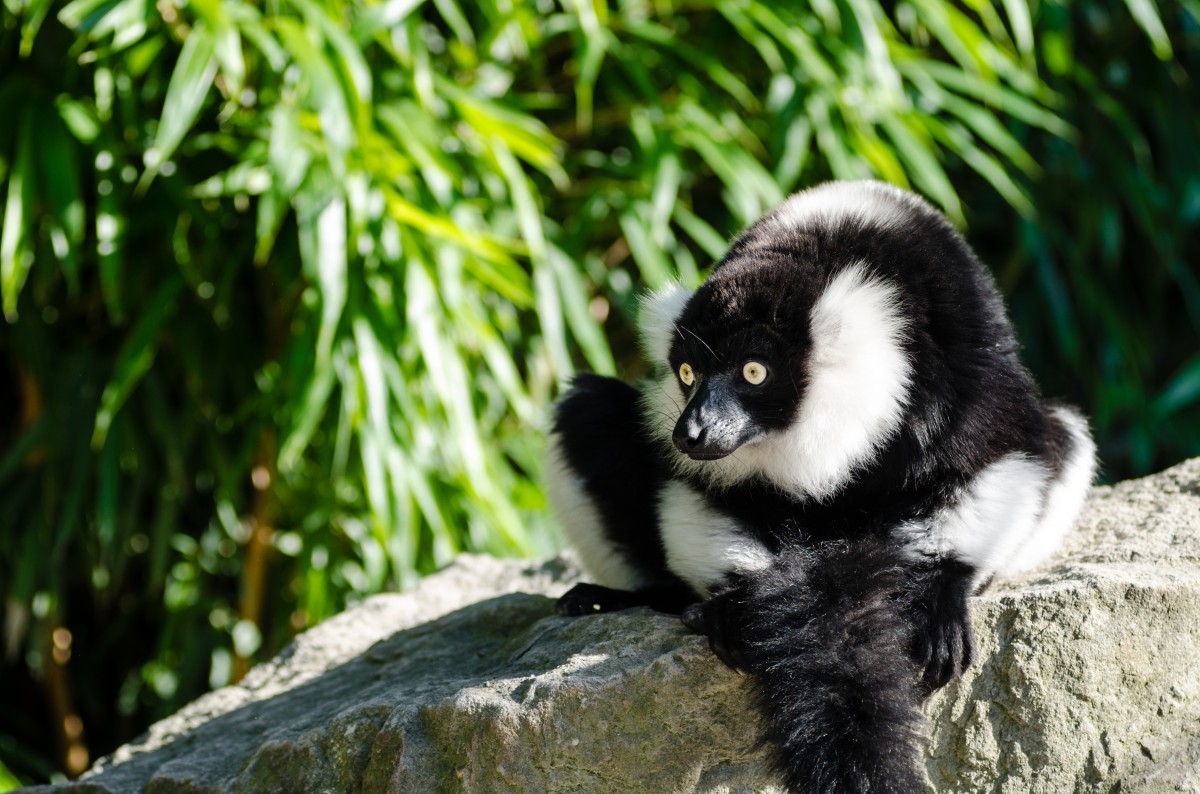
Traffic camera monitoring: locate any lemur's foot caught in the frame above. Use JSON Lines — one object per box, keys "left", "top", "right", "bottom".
{"left": 910, "top": 561, "right": 976, "bottom": 693}
{"left": 681, "top": 588, "right": 749, "bottom": 673}
{"left": 556, "top": 583, "right": 640, "bottom": 616}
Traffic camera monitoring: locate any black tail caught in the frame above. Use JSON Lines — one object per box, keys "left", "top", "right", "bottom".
{"left": 739, "top": 538, "right": 928, "bottom": 793}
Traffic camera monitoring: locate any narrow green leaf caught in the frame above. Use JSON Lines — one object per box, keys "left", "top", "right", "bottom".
{"left": 1122, "top": 0, "right": 1173, "bottom": 60}
{"left": 619, "top": 209, "right": 672, "bottom": 288}
{"left": 1153, "top": 354, "right": 1200, "bottom": 416}
{"left": 881, "top": 116, "right": 963, "bottom": 222}
{"left": 673, "top": 205, "right": 729, "bottom": 264}
{"left": 96, "top": 186, "right": 125, "bottom": 322}
{"left": 624, "top": 19, "right": 759, "bottom": 111}
{"left": 143, "top": 23, "right": 218, "bottom": 186}
{"left": 0, "top": 417, "right": 46, "bottom": 486}
{"left": 998, "top": 0, "right": 1034, "bottom": 61}
{"left": 430, "top": 0, "right": 474, "bottom": 46}
{"left": 307, "top": 195, "right": 347, "bottom": 370}
{"left": 550, "top": 246, "right": 616, "bottom": 376}
{"left": 275, "top": 16, "right": 354, "bottom": 174}
{"left": 0, "top": 112, "right": 35, "bottom": 322}
{"left": 716, "top": 0, "right": 785, "bottom": 72}
{"left": 19, "top": 0, "right": 55, "bottom": 57}
{"left": 293, "top": 0, "right": 373, "bottom": 108}
{"left": 533, "top": 254, "right": 573, "bottom": 380}
{"left": 446, "top": 83, "right": 567, "bottom": 188}
{"left": 937, "top": 90, "right": 1040, "bottom": 175}
{"left": 929, "top": 119, "right": 1032, "bottom": 216}
{"left": 37, "top": 104, "right": 85, "bottom": 292}
{"left": 92, "top": 277, "right": 186, "bottom": 448}
{"left": 910, "top": 60, "right": 1071, "bottom": 138}
{"left": 58, "top": 0, "right": 123, "bottom": 32}
{"left": 279, "top": 369, "right": 335, "bottom": 472}
{"left": 97, "top": 424, "right": 120, "bottom": 560}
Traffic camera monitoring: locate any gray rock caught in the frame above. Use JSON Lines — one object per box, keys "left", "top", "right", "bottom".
{"left": 29, "top": 460, "right": 1200, "bottom": 793}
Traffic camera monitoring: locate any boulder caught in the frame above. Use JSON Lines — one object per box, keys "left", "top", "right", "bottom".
{"left": 30, "top": 459, "right": 1200, "bottom": 793}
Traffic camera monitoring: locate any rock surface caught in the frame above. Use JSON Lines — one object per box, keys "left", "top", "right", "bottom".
{"left": 28, "top": 459, "right": 1200, "bottom": 794}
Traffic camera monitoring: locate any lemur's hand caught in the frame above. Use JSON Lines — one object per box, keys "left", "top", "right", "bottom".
{"left": 680, "top": 585, "right": 750, "bottom": 673}
{"left": 909, "top": 558, "right": 976, "bottom": 693}
{"left": 556, "top": 583, "right": 640, "bottom": 616}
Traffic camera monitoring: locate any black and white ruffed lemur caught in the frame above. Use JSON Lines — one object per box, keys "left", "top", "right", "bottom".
{"left": 544, "top": 181, "right": 1097, "bottom": 793}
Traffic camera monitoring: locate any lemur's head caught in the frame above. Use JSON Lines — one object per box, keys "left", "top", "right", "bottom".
{"left": 663, "top": 260, "right": 815, "bottom": 461}
{"left": 639, "top": 182, "right": 923, "bottom": 500}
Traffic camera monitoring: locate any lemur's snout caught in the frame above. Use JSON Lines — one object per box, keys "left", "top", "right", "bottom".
{"left": 673, "top": 378, "right": 755, "bottom": 460}
{"left": 673, "top": 417, "right": 711, "bottom": 456}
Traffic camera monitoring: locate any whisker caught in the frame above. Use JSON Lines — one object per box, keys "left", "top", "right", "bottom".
{"left": 683, "top": 327, "right": 722, "bottom": 363}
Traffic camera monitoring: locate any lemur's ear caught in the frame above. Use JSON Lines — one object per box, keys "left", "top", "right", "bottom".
{"left": 638, "top": 282, "right": 693, "bottom": 368}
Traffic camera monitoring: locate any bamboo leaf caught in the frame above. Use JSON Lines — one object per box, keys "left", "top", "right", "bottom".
{"left": 0, "top": 112, "right": 35, "bottom": 322}
{"left": 19, "top": 0, "right": 55, "bottom": 57}
{"left": 37, "top": 104, "right": 85, "bottom": 292}
{"left": 1153, "top": 355, "right": 1200, "bottom": 416}
{"left": 143, "top": 23, "right": 218, "bottom": 186}
{"left": 1122, "top": 0, "right": 1173, "bottom": 60}
{"left": 92, "top": 277, "right": 186, "bottom": 448}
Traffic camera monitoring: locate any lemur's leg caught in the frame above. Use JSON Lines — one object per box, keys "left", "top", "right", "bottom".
{"left": 546, "top": 374, "right": 699, "bottom": 616}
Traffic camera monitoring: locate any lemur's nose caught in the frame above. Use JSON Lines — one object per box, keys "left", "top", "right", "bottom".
{"left": 673, "top": 419, "right": 707, "bottom": 453}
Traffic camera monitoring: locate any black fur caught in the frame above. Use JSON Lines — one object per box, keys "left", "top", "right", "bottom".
{"left": 735, "top": 539, "right": 927, "bottom": 794}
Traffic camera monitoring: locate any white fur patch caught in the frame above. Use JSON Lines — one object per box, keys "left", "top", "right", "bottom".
{"left": 638, "top": 282, "right": 693, "bottom": 370}
{"left": 1002, "top": 406, "right": 1097, "bottom": 575}
{"left": 765, "top": 180, "right": 931, "bottom": 236}
{"left": 899, "top": 454, "right": 1048, "bottom": 581}
{"left": 658, "top": 480, "right": 773, "bottom": 596}
{"left": 543, "top": 433, "right": 645, "bottom": 591}
{"left": 641, "top": 262, "right": 912, "bottom": 502}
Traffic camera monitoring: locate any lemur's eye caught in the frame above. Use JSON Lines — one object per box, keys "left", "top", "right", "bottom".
{"left": 743, "top": 361, "right": 768, "bottom": 385}
{"left": 678, "top": 362, "right": 696, "bottom": 386}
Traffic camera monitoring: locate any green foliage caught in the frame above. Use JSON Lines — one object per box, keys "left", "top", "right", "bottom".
{"left": 0, "top": 0, "right": 1195, "bottom": 783}
{"left": 970, "top": 0, "right": 1200, "bottom": 479}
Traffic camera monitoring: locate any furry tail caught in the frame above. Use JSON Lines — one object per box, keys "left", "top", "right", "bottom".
{"left": 740, "top": 538, "right": 928, "bottom": 793}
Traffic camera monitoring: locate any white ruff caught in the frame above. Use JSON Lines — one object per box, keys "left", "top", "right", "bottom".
{"left": 638, "top": 282, "right": 693, "bottom": 371}
{"left": 657, "top": 480, "right": 773, "bottom": 596}
{"left": 1002, "top": 406, "right": 1097, "bottom": 575}
{"left": 543, "top": 433, "right": 644, "bottom": 591}
{"left": 642, "top": 263, "right": 912, "bottom": 501}
{"left": 764, "top": 180, "right": 933, "bottom": 236}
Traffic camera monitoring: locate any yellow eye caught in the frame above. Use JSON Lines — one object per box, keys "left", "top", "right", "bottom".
{"left": 743, "top": 361, "right": 768, "bottom": 385}
{"left": 679, "top": 362, "right": 695, "bottom": 386}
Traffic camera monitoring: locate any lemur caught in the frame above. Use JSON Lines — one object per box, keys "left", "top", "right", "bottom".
{"left": 545, "top": 180, "right": 1096, "bottom": 792}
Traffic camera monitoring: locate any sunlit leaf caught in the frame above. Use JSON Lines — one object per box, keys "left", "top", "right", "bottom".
{"left": 142, "top": 23, "right": 218, "bottom": 185}
{"left": 1122, "top": 0, "right": 1173, "bottom": 60}
{"left": 0, "top": 112, "right": 34, "bottom": 322}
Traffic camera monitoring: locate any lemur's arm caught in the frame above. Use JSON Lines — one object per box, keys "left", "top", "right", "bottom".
{"left": 680, "top": 545, "right": 978, "bottom": 691}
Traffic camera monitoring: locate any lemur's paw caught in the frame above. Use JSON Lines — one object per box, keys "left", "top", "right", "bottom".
{"left": 555, "top": 583, "right": 639, "bottom": 616}
{"left": 911, "top": 597, "right": 976, "bottom": 693}
{"left": 681, "top": 589, "right": 749, "bottom": 673}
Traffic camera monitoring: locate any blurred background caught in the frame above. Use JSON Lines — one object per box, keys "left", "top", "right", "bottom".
{"left": 1, "top": 0, "right": 1198, "bottom": 785}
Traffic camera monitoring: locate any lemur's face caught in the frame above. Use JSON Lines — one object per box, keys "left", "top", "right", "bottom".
{"left": 667, "top": 279, "right": 810, "bottom": 461}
